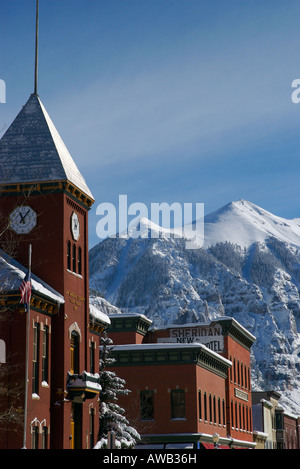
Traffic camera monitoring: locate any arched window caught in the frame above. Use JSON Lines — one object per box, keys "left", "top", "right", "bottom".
{"left": 32, "top": 323, "right": 40, "bottom": 395}
{"left": 70, "top": 331, "right": 80, "bottom": 374}
{"left": 42, "top": 326, "right": 49, "bottom": 383}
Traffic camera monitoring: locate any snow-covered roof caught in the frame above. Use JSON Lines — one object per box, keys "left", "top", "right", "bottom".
{"left": 0, "top": 93, "right": 93, "bottom": 200}
{"left": 89, "top": 303, "right": 111, "bottom": 326}
{"left": 108, "top": 312, "right": 152, "bottom": 324}
{"left": 0, "top": 249, "right": 64, "bottom": 305}
{"left": 112, "top": 342, "right": 232, "bottom": 367}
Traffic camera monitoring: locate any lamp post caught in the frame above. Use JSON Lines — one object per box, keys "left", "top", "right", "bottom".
{"left": 212, "top": 433, "right": 220, "bottom": 449}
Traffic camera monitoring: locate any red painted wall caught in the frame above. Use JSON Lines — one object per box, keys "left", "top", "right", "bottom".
{"left": 222, "top": 335, "right": 253, "bottom": 441}
{"left": 112, "top": 362, "right": 228, "bottom": 439}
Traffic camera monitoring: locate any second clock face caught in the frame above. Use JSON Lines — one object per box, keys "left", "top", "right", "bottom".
{"left": 71, "top": 212, "right": 80, "bottom": 241}
{"left": 9, "top": 206, "right": 37, "bottom": 234}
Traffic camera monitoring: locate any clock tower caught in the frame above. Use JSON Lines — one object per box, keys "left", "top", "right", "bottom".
{"left": 0, "top": 92, "right": 108, "bottom": 449}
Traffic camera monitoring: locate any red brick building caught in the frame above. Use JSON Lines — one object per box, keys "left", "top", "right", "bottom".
{"left": 284, "top": 412, "right": 300, "bottom": 449}
{"left": 0, "top": 93, "right": 110, "bottom": 449}
{"left": 107, "top": 313, "right": 256, "bottom": 449}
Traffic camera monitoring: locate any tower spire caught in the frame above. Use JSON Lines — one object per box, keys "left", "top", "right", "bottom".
{"left": 34, "top": 0, "right": 39, "bottom": 95}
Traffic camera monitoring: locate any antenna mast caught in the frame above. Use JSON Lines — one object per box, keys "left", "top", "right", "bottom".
{"left": 34, "top": 0, "right": 39, "bottom": 95}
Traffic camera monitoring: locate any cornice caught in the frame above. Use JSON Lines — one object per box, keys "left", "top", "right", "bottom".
{"left": 110, "top": 344, "right": 231, "bottom": 378}
{"left": 0, "top": 290, "right": 62, "bottom": 316}
{"left": 0, "top": 180, "right": 94, "bottom": 210}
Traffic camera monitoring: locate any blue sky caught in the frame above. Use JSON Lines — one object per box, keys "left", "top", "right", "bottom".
{"left": 1, "top": 0, "right": 300, "bottom": 247}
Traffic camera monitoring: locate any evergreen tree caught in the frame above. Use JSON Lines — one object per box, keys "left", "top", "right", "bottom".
{"left": 95, "top": 332, "right": 140, "bottom": 449}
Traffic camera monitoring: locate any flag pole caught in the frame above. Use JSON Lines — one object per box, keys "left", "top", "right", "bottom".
{"left": 34, "top": 0, "right": 39, "bottom": 95}
{"left": 22, "top": 244, "right": 32, "bottom": 449}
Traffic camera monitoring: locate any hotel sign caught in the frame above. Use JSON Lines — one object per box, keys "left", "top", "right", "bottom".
{"left": 157, "top": 324, "right": 224, "bottom": 353}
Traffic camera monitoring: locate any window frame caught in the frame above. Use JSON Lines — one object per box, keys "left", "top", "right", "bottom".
{"left": 140, "top": 390, "right": 155, "bottom": 421}
{"left": 171, "top": 389, "right": 185, "bottom": 420}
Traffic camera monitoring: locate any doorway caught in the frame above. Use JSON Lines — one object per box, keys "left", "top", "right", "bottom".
{"left": 70, "top": 402, "right": 82, "bottom": 449}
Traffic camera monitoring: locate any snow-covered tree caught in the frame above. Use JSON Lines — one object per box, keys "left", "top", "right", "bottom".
{"left": 95, "top": 332, "right": 140, "bottom": 449}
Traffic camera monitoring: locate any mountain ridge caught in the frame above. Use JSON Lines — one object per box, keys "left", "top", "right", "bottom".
{"left": 203, "top": 199, "right": 300, "bottom": 249}
{"left": 89, "top": 199, "right": 300, "bottom": 415}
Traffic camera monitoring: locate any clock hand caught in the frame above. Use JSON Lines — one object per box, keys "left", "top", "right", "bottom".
{"left": 19, "top": 209, "right": 30, "bottom": 224}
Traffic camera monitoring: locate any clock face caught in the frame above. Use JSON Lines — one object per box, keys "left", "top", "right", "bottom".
{"left": 9, "top": 206, "right": 37, "bottom": 234}
{"left": 71, "top": 212, "right": 80, "bottom": 241}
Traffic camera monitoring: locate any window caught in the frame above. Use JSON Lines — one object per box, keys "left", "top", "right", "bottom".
{"left": 78, "top": 247, "right": 82, "bottom": 275}
{"left": 209, "top": 394, "right": 212, "bottom": 422}
{"left": 72, "top": 244, "right": 76, "bottom": 273}
{"left": 42, "top": 427, "right": 48, "bottom": 449}
{"left": 140, "top": 390, "right": 154, "bottom": 420}
{"left": 171, "top": 389, "right": 185, "bottom": 419}
{"left": 67, "top": 241, "right": 71, "bottom": 270}
{"left": 90, "top": 341, "right": 95, "bottom": 374}
{"left": 213, "top": 395, "right": 216, "bottom": 423}
{"left": 198, "top": 390, "right": 202, "bottom": 420}
{"left": 70, "top": 331, "right": 80, "bottom": 374}
{"left": 204, "top": 392, "right": 207, "bottom": 421}
{"left": 42, "top": 326, "right": 49, "bottom": 383}
{"left": 244, "top": 365, "right": 247, "bottom": 389}
{"left": 32, "top": 426, "right": 39, "bottom": 449}
{"left": 89, "top": 408, "right": 95, "bottom": 449}
{"left": 240, "top": 404, "right": 243, "bottom": 429}
{"left": 276, "top": 411, "right": 283, "bottom": 430}
{"left": 32, "top": 323, "right": 40, "bottom": 395}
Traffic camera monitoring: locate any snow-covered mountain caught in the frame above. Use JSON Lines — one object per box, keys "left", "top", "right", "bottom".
{"left": 89, "top": 199, "right": 300, "bottom": 415}
{"left": 203, "top": 199, "right": 300, "bottom": 248}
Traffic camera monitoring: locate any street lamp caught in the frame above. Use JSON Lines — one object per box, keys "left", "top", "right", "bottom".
{"left": 212, "top": 433, "right": 220, "bottom": 449}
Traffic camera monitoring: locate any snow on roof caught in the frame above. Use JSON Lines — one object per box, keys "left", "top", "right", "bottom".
{"left": 112, "top": 342, "right": 232, "bottom": 367}
{"left": 89, "top": 303, "right": 111, "bottom": 326}
{"left": 108, "top": 312, "right": 152, "bottom": 323}
{"left": 0, "top": 250, "right": 64, "bottom": 304}
{"left": 0, "top": 93, "right": 93, "bottom": 199}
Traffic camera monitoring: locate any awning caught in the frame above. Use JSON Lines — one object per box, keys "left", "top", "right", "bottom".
{"left": 200, "top": 442, "right": 230, "bottom": 449}
{"left": 201, "top": 442, "right": 214, "bottom": 449}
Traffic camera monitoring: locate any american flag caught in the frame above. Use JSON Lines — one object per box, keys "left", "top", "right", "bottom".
{"left": 19, "top": 270, "right": 32, "bottom": 312}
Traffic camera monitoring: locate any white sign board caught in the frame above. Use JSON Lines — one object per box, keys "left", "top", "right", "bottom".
{"left": 157, "top": 324, "right": 224, "bottom": 352}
